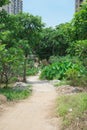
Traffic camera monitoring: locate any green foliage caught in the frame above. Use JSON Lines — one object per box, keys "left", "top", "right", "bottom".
{"left": 36, "top": 23, "right": 71, "bottom": 59}
{"left": 0, "top": 0, "right": 10, "bottom": 7}
{"left": 65, "top": 68, "right": 87, "bottom": 87}
{"left": 0, "top": 44, "right": 23, "bottom": 87}
{"left": 49, "top": 56, "right": 60, "bottom": 64}
{"left": 0, "top": 0, "right": 87, "bottom": 89}
{"left": 65, "top": 68, "right": 81, "bottom": 84}
{"left": 40, "top": 57, "right": 85, "bottom": 80}
{"left": 49, "top": 55, "right": 81, "bottom": 64}
{"left": 68, "top": 40, "right": 87, "bottom": 68}
{"left": 9, "top": 77, "right": 18, "bottom": 83}
{"left": 0, "top": 11, "right": 43, "bottom": 83}
{"left": 56, "top": 93, "right": 87, "bottom": 128}
{"left": 0, "top": 86, "right": 32, "bottom": 101}
{"left": 26, "top": 67, "right": 38, "bottom": 76}
{"left": 72, "top": 0, "right": 87, "bottom": 40}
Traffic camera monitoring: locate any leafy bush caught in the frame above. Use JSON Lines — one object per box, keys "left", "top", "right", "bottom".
{"left": 40, "top": 58, "right": 86, "bottom": 80}
{"left": 10, "top": 77, "right": 18, "bottom": 82}
{"left": 68, "top": 40, "right": 87, "bottom": 68}
{"left": 49, "top": 56, "right": 60, "bottom": 64}
{"left": 65, "top": 68, "right": 87, "bottom": 87}
{"left": 26, "top": 67, "right": 38, "bottom": 76}
{"left": 0, "top": 86, "right": 32, "bottom": 101}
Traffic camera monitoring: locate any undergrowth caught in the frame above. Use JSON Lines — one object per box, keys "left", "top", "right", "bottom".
{"left": 0, "top": 86, "right": 32, "bottom": 101}
{"left": 56, "top": 93, "right": 87, "bottom": 129}
{"left": 26, "top": 67, "right": 38, "bottom": 76}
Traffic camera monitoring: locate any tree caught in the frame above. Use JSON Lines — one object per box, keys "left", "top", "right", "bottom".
{"left": 0, "top": 12, "right": 43, "bottom": 82}
{"left": 72, "top": 0, "right": 87, "bottom": 40}
{"left": 14, "top": 13, "right": 43, "bottom": 82}
{"left": 0, "top": 44, "right": 23, "bottom": 87}
{"left": 36, "top": 23, "right": 71, "bottom": 60}
{"left": 68, "top": 40, "right": 87, "bottom": 68}
{"left": 67, "top": 0, "right": 87, "bottom": 69}
{"left": 0, "top": 0, "right": 10, "bottom": 7}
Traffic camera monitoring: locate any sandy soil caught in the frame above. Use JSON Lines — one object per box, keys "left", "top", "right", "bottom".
{"left": 0, "top": 76, "right": 60, "bottom": 130}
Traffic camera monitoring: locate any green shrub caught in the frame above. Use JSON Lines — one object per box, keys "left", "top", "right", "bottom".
{"left": 0, "top": 86, "right": 32, "bottom": 101}
{"left": 10, "top": 77, "right": 18, "bottom": 82}
{"left": 65, "top": 68, "right": 87, "bottom": 87}
{"left": 49, "top": 56, "right": 60, "bottom": 64}
{"left": 68, "top": 40, "right": 87, "bottom": 68}
{"left": 40, "top": 58, "right": 86, "bottom": 80}
{"left": 26, "top": 67, "right": 38, "bottom": 76}
{"left": 49, "top": 55, "right": 81, "bottom": 65}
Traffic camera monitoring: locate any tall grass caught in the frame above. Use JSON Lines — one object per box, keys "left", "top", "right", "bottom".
{"left": 56, "top": 93, "right": 87, "bottom": 129}
{"left": 0, "top": 86, "right": 32, "bottom": 101}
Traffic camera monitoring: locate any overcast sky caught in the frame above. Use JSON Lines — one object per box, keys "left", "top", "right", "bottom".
{"left": 23, "top": 0, "right": 75, "bottom": 27}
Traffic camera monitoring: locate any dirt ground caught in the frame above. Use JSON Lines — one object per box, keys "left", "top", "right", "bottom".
{"left": 0, "top": 76, "right": 60, "bottom": 130}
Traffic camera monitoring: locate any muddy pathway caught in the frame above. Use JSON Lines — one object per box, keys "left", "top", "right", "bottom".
{"left": 0, "top": 76, "right": 60, "bottom": 130}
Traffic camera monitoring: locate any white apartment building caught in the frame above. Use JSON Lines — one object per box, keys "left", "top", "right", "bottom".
{"left": 75, "top": 0, "right": 84, "bottom": 11}
{"left": 0, "top": 0, "right": 23, "bottom": 14}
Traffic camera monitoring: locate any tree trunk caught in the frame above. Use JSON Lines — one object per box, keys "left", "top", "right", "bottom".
{"left": 4, "top": 73, "right": 8, "bottom": 88}
{"left": 23, "top": 56, "right": 27, "bottom": 82}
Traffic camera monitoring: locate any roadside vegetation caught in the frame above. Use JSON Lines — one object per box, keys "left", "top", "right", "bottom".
{"left": 56, "top": 93, "right": 87, "bottom": 130}
{"left": 39, "top": 1, "right": 87, "bottom": 88}
{"left": 39, "top": 1, "right": 87, "bottom": 129}
{"left": 0, "top": 86, "right": 32, "bottom": 101}
{"left": 0, "top": 0, "right": 87, "bottom": 129}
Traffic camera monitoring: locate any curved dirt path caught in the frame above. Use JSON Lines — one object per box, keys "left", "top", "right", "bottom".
{"left": 0, "top": 76, "right": 59, "bottom": 130}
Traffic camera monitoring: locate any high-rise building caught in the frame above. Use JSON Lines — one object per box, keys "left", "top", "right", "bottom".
{"left": 0, "top": 0, "right": 23, "bottom": 14}
{"left": 75, "top": 0, "right": 84, "bottom": 11}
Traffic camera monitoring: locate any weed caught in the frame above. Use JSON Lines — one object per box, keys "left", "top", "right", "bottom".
{"left": 56, "top": 93, "right": 87, "bottom": 129}
{"left": 0, "top": 86, "right": 32, "bottom": 101}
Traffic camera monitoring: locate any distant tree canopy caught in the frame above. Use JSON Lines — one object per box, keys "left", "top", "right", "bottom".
{"left": 0, "top": 0, "right": 10, "bottom": 7}
{"left": 35, "top": 23, "right": 72, "bottom": 60}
